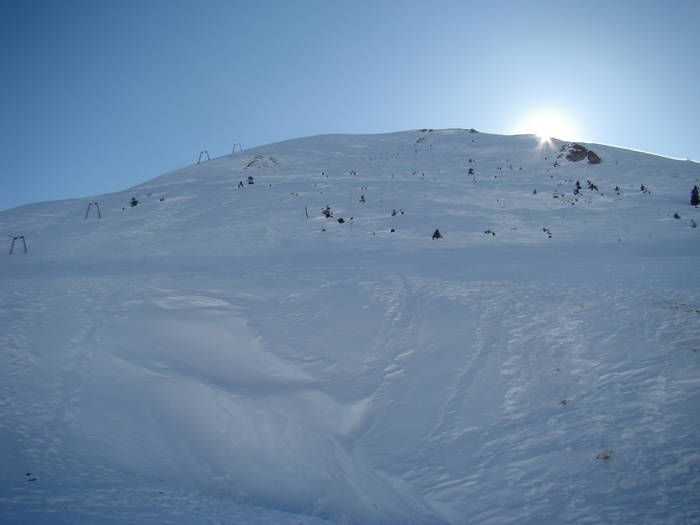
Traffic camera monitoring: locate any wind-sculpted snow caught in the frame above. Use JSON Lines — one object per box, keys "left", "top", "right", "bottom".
{"left": 1, "top": 130, "right": 699, "bottom": 523}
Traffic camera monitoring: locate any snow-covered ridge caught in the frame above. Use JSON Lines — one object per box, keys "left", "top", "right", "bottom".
{"left": 1, "top": 129, "right": 699, "bottom": 524}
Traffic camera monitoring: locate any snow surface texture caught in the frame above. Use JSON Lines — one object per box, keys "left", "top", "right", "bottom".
{"left": 1, "top": 130, "right": 699, "bottom": 524}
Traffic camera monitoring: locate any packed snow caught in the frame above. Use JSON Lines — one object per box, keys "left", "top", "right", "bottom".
{"left": 1, "top": 129, "right": 699, "bottom": 524}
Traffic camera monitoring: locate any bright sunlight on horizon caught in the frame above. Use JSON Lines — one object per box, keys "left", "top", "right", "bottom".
{"left": 512, "top": 109, "right": 583, "bottom": 142}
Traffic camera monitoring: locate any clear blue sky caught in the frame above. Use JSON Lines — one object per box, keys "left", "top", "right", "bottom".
{"left": 2, "top": 0, "right": 698, "bottom": 211}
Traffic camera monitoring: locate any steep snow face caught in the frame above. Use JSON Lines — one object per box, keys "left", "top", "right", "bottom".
{"left": 1, "top": 130, "right": 700, "bottom": 524}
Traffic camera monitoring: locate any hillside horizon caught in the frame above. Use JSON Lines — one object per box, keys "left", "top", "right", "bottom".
{"left": 3, "top": 128, "right": 698, "bottom": 214}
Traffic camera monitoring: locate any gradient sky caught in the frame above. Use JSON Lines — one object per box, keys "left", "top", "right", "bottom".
{"left": 2, "top": 0, "right": 699, "bottom": 211}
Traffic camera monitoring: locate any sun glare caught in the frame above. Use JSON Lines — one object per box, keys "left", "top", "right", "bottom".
{"left": 514, "top": 110, "right": 580, "bottom": 142}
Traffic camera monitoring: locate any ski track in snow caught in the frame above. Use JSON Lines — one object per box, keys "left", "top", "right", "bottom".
{"left": 1, "top": 130, "right": 700, "bottom": 524}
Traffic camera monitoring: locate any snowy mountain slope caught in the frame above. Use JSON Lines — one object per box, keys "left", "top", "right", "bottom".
{"left": 1, "top": 129, "right": 699, "bottom": 524}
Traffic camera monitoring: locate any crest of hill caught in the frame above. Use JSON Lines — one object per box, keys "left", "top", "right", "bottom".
{"left": 2, "top": 128, "right": 698, "bottom": 276}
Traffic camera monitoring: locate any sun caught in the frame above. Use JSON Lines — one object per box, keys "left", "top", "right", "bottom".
{"left": 514, "top": 110, "right": 580, "bottom": 142}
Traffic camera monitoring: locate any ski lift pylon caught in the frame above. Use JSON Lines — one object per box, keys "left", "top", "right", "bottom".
{"left": 84, "top": 201, "right": 102, "bottom": 219}
{"left": 8, "top": 235, "right": 27, "bottom": 254}
{"left": 197, "top": 150, "right": 211, "bottom": 164}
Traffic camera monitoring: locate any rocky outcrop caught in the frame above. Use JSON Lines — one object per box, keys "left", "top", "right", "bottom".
{"left": 565, "top": 143, "right": 588, "bottom": 162}
{"left": 587, "top": 150, "right": 602, "bottom": 164}
{"left": 559, "top": 143, "right": 602, "bottom": 164}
